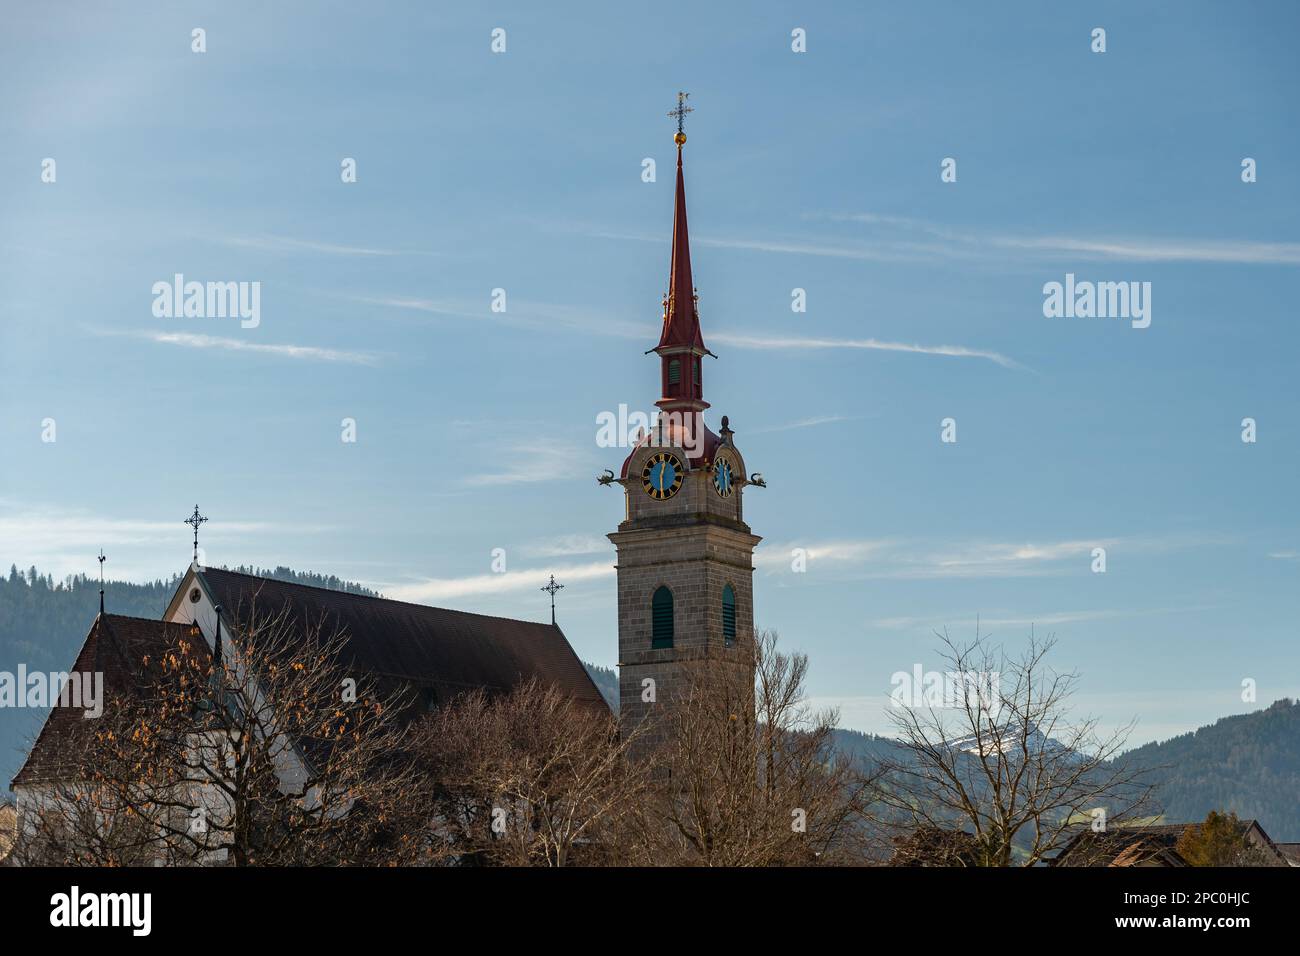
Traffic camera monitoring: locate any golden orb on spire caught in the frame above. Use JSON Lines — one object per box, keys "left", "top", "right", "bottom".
{"left": 668, "top": 92, "right": 693, "bottom": 147}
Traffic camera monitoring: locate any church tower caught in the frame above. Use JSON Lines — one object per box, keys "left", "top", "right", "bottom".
{"left": 608, "top": 98, "right": 762, "bottom": 735}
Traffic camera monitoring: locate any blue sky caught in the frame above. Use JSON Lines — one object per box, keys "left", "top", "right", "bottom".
{"left": 2, "top": 1, "right": 1297, "bottom": 746}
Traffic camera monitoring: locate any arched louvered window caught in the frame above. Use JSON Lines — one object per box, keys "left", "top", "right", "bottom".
{"left": 652, "top": 586, "right": 674, "bottom": 649}
{"left": 694, "top": 357, "right": 702, "bottom": 396}
{"left": 722, "top": 584, "right": 736, "bottom": 645}
{"left": 668, "top": 359, "right": 681, "bottom": 386}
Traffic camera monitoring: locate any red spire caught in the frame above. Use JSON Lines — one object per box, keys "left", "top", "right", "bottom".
{"left": 618, "top": 104, "right": 724, "bottom": 478}
{"left": 657, "top": 145, "right": 706, "bottom": 353}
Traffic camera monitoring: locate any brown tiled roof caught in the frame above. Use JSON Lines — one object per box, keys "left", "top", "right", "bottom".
{"left": 14, "top": 572, "right": 607, "bottom": 789}
{"left": 1275, "top": 843, "right": 1300, "bottom": 866}
{"left": 1051, "top": 819, "right": 1283, "bottom": 867}
{"left": 888, "top": 827, "right": 981, "bottom": 867}
{"left": 10, "top": 615, "right": 210, "bottom": 788}
{"left": 194, "top": 568, "right": 606, "bottom": 711}
{"left": 1109, "top": 838, "right": 1188, "bottom": 867}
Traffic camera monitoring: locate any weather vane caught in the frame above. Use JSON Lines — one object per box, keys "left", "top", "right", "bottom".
{"left": 184, "top": 504, "right": 207, "bottom": 563}
{"left": 668, "top": 91, "right": 692, "bottom": 144}
{"left": 97, "top": 550, "right": 106, "bottom": 614}
{"left": 540, "top": 574, "right": 564, "bottom": 625}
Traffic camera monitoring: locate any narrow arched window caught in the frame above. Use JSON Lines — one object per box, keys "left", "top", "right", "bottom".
{"left": 721, "top": 584, "right": 736, "bottom": 645}
{"left": 668, "top": 359, "right": 681, "bottom": 386}
{"left": 694, "top": 357, "right": 702, "bottom": 396}
{"left": 652, "top": 586, "right": 674, "bottom": 648}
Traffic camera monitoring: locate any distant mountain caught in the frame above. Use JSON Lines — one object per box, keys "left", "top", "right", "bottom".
{"left": 829, "top": 727, "right": 907, "bottom": 766}
{"left": 1119, "top": 698, "right": 1300, "bottom": 840}
{"left": 833, "top": 702, "right": 1300, "bottom": 844}
{"left": 943, "top": 721, "right": 1079, "bottom": 762}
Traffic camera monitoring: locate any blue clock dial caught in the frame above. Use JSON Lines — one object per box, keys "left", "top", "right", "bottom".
{"left": 641, "top": 452, "right": 684, "bottom": 500}
{"left": 712, "top": 457, "right": 735, "bottom": 498}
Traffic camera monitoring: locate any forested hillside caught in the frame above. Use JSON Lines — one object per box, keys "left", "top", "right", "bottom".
{"left": 584, "top": 662, "right": 618, "bottom": 710}
{"left": 1119, "top": 698, "right": 1300, "bottom": 840}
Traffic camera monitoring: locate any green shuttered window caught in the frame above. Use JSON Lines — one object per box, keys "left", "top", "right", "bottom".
{"left": 722, "top": 584, "right": 736, "bottom": 645}
{"left": 652, "top": 586, "right": 674, "bottom": 648}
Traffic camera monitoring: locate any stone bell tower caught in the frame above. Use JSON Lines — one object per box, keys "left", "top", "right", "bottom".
{"left": 606, "top": 96, "right": 761, "bottom": 736}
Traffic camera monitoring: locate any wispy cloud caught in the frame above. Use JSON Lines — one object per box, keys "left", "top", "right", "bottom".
{"left": 215, "top": 235, "right": 433, "bottom": 257}
{"left": 346, "top": 295, "right": 481, "bottom": 320}
{"left": 0, "top": 504, "right": 275, "bottom": 582}
{"left": 461, "top": 441, "right": 589, "bottom": 487}
{"left": 712, "top": 332, "right": 1023, "bottom": 370}
{"left": 757, "top": 534, "right": 1213, "bottom": 580}
{"left": 876, "top": 537, "right": 1146, "bottom": 580}
{"left": 587, "top": 229, "right": 941, "bottom": 264}
{"left": 754, "top": 539, "right": 894, "bottom": 570}
{"left": 385, "top": 560, "right": 614, "bottom": 603}
{"left": 0, "top": 511, "right": 270, "bottom": 550}
{"left": 518, "top": 534, "right": 612, "bottom": 558}
{"left": 349, "top": 293, "right": 648, "bottom": 339}
{"left": 749, "top": 415, "right": 858, "bottom": 435}
{"left": 592, "top": 217, "right": 1300, "bottom": 268}
{"left": 987, "top": 235, "right": 1300, "bottom": 265}
{"left": 868, "top": 604, "right": 1220, "bottom": 633}
{"left": 140, "top": 331, "right": 379, "bottom": 365}
{"left": 351, "top": 287, "right": 1017, "bottom": 372}
{"left": 821, "top": 213, "right": 1300, "bottom": 266}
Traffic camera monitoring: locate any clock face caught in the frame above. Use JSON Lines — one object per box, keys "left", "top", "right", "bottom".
{"left": 641, "top": 452, "right": 684, "bottom": 500}
{"left": 712, "top": 456, "right": 735, "bottom": 498}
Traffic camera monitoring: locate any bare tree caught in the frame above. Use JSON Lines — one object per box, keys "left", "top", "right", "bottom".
{"left": 415, "top": 679, "right": 651, "bottom": 866}
{"left": 10, "top": 776, "right": 163, "bottom": 866}
{"left": 19, "top": 603, "right": 427, "bottom": 866}
{"left": 877, "top": 628, "right": 1156, "bottom": 866}
{"left": 636, "top": 629, "right": 877, "bottom": 866}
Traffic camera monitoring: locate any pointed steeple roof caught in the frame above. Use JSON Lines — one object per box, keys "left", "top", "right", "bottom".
{"left": 656, "top": 142, "right": 708, "bottom": 353}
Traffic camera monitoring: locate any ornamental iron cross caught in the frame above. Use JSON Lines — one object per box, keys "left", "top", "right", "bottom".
{"left": 668, "top": 91, "right": 692, "bottom": 135}
{"left": 541, "top": 574, "right": 564, "bottom": 625}
{"left": 184, "top": 504, "right": 207, "bottom": 561}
